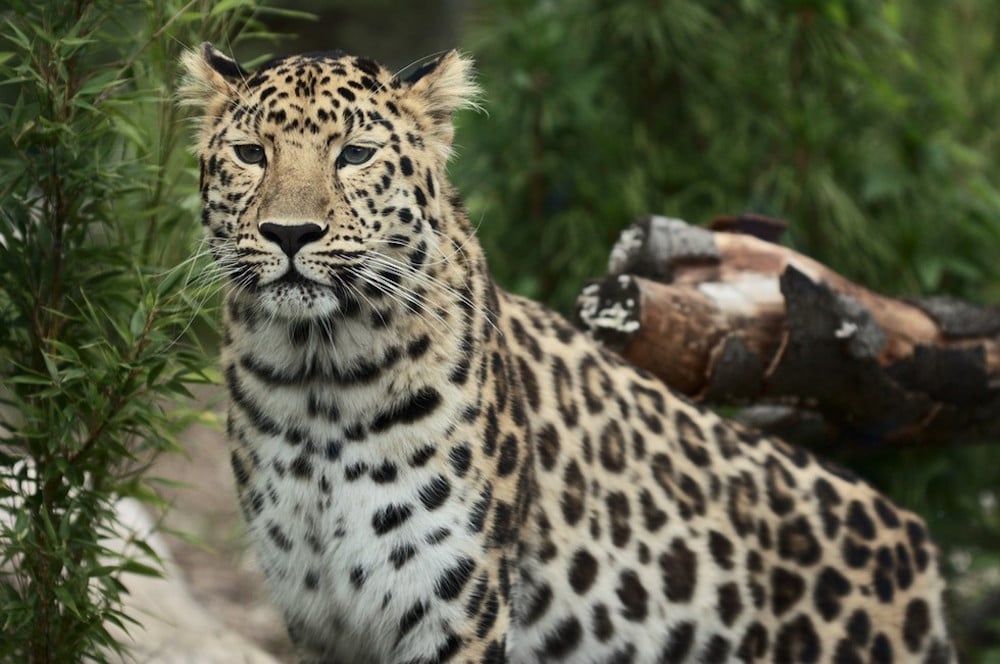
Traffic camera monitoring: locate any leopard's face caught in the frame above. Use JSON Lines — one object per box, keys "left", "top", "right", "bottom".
{"left": 186, "top": 46, "right": 475, "bottom": 320}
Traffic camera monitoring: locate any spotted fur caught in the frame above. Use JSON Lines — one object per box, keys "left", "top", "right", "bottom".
{"left": 181, "top": 43, "right": 954, "bottom": 663}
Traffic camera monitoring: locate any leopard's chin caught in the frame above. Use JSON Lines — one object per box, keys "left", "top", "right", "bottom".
{"left": 255, "top": 281, "right": 356, "bottom": 320}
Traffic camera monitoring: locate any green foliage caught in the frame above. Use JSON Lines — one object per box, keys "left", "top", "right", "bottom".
{"left": 0, "top": 1, "right": 268, "bottom": 661}
{"left": 458, "top": 1, "right": 1000, "bottom": 658}
{"left": 458, "top": 0, "right": 1000, "bottom": 311}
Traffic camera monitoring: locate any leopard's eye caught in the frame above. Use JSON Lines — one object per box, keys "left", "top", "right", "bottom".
{"left": 234, "top": 144, "right": 266, "bottom": 165}
{"left": 337, "top": 145, "right": 376, "bottom": 167}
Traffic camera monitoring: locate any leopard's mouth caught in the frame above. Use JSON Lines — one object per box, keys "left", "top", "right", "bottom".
{"left": 274, "top": 267, "right": 312, "bottom": 286}
{"left": 268, "top": 252, "right": 369, "bottom": 287}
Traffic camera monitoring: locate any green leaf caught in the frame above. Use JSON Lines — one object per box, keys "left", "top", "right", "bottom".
{"left": 41, "top": 353, "right": 59, "bottom": 381}
{"left": 59, "top": 37, "right": 96, "bottom": 47}
{"left": 2, "top": 19, "right": 33, "bottom": 51}
{"left": 120, "top": 560, "right": 162, "bottom": 578}
{"left": 145, "top": 359, "right": 166, "bottom": 388}
{"left": 155, "top": 263, "right": 189, "bottom": 297}
{"left": 129, "top": 305, "right": 147, "bottom": 339}
{"left": 210, "top": 0, "right": 255, "bottom": 17}
{"left": 8, "top": 374, "right": 54, "bottom": 386}
{"left": 53, "top": 585, "right": 81, "bottom": 618}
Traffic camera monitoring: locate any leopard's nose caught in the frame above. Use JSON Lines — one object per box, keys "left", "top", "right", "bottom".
{"left": 259, "top": 222, "right": 328, "bottom": 257}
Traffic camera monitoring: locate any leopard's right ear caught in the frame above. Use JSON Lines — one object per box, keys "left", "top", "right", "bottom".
{"left": 178, "top": 43, "right": 248, "bottom": 108}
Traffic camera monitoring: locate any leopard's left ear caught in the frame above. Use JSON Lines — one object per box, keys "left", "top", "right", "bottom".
{"left": 403, "top": 50, "right": 481, "bottom": 148}
{"left": 178, "top": 42, "right": 249, "bottom": 109}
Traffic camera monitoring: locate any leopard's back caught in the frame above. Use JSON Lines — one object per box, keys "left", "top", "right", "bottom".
{"left": 499, "top": 295, "right": 951, "bottom": 663}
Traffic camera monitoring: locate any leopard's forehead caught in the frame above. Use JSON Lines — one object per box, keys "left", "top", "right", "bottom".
{"left": 214, "top": 53, "right": 405, "bottom": 141}
{"left": 245, "top": 53, "right": 395, "bottom": 91}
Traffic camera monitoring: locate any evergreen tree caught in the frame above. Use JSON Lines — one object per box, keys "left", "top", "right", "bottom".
{"left": 458, "top": 0, "right": 1000, "bottom": 310}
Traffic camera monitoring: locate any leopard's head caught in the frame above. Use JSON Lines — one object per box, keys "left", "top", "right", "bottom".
{"left": 180, "top": 43, "right": 478, "bottom": 320}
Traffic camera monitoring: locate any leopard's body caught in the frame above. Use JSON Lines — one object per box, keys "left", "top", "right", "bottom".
{"left": 181, "top": 44, "right": 954, "bottom": 663}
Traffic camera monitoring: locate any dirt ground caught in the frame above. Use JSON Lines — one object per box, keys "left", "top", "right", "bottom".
{"left": 149, "top": 386, "right": 295, "bottom": 662}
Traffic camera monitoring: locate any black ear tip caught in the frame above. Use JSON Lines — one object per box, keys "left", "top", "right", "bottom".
{"left": 402, "top": 51, "right": 456, "bottom": 85}
{"left": 202, "top": 43, "right": 248, "bottom": 81}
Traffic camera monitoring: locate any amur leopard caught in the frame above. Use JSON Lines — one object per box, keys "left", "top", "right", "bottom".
{"left": 181, "top": 43, "right": 954, "bottom": 663}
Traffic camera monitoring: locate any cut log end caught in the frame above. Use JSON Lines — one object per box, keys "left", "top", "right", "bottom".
{"left": 607, "top": 215, "right": 720, "bottom": 281}
{"left": 575, "top": 276, "right": 642, "bottom": 353}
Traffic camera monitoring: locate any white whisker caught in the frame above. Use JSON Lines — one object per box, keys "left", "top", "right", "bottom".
{"left": 349, "top": 265, "right": 453, "bottom": 334}
{"left": 362, "top": 251, "right": 500, "bottom": 336}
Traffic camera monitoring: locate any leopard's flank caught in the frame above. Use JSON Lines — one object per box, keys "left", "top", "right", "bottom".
{"left": 181, "top": 43, "right": 954, "bottom": 663}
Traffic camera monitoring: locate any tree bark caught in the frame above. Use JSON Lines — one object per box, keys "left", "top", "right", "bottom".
{"left": 575, "top": 215, "right": 1000, "bottom": 450}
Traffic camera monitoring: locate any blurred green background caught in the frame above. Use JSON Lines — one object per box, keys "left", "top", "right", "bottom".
{"left": 252, "top": 1, "right": 1000, "bottom": 658}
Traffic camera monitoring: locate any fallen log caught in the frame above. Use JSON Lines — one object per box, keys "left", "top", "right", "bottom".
{"left": 575, "top": 215, "right": 1000, "bottom": 449}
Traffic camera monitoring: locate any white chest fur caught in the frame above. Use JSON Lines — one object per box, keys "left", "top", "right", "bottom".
{"left": 224, "top": 316, "right": 481, "bottom": 661}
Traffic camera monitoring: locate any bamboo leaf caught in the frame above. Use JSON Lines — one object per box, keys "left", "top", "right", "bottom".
{"left": 120, "top": 560, "right": 162, "bottom": 578}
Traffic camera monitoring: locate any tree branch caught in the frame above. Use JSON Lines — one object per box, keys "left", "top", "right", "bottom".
{"left": 575, "top": 215, "right": 1000, "bottom": 449}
